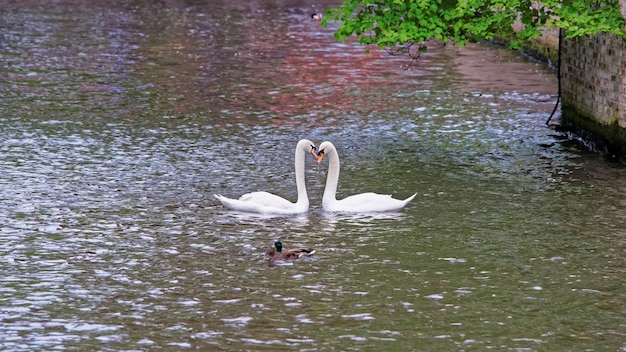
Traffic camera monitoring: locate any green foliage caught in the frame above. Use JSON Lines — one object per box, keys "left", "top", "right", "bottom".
{"left": 544, "top": 0, "right": 626, "bottom": 37}
{"left": 322, "top": 0, "right": 625, "bottom": 51}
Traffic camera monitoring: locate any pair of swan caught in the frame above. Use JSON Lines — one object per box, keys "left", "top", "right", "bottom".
{"left": 214, "top": 139, "right": 417, "bottom": 214}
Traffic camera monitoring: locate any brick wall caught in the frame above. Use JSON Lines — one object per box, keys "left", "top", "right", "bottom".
{"left": 517, "top": 4, "right": 626, "bottom": 158}
{"left": 560, "top": 34, "right": 626, "bottom": 128}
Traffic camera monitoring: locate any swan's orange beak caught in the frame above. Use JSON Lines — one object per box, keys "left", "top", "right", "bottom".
{"left": 316, "top": 151, "right": 325, "bottom": 164}
{"left": 310, "top": 147, "right": 318, "bottom": 159}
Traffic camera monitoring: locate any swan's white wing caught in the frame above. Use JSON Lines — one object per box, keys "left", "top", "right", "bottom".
{"left": 238, "top": 191, "right": 295, "bottom": 208}
{"left": 214, "top": 193, "right": 304, "bottom": 214}
{"left": 326, "top": 192, "right": 416, "bottom": 212}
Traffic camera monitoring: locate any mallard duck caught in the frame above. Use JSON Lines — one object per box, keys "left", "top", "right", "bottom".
{"left": 311, "top": 13, "right": 323, "bottom": 21}
{"left": 265, "top": 241, "right": 315, "bottom": 261}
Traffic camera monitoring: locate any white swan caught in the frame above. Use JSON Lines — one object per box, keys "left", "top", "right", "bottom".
{"left": 315, "top": 141, "right": 417, "bottom": 212}
{"left": 215, "top": 139, "right": 316, "bottom": 214}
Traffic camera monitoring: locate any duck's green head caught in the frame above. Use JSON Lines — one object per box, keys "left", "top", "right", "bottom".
{"left": 274, "top": 241, "right": 283, "bottom": 253}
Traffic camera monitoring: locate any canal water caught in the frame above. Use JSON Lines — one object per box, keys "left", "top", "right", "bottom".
{"left": 1, "top": 0, "right": 625, "bottom": 351}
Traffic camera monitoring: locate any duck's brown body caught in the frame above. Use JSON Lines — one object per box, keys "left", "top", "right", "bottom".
{"left": 266, "top": 241, "right": 315, "bottom": 261}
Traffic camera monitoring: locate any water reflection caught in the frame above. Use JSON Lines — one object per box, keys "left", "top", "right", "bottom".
{"left": 1, "top": 0, "right": 626, "bottom": 351}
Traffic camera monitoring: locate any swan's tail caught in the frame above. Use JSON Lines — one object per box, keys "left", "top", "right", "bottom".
{"left": 404, "top": 192, "right": 418, "bottom": 204}
{"left": 214, "top": 194, "right": 228, "bottom": 204}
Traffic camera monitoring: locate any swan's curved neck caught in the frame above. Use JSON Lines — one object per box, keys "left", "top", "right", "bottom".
{"left": 294, "top": 144, "right": 309, "bottom": 206}
{"left": 323, "top": 147, "right": 340, "bottom": 202}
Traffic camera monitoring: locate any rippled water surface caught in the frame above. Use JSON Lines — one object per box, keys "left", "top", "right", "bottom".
{"left": 1, "top": 1, "right": 626, "bottom": 351}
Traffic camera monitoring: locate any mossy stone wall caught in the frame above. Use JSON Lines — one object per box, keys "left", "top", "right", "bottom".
{"left": 559, "top": 33, "right": 626, "bottom": 159}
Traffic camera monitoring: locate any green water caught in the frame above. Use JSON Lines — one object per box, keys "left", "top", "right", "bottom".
{"left": 1, "top": 1, "right": 625, "bottom": 351}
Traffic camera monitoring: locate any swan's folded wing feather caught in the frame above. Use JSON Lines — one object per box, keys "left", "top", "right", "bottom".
{"left": 337, "top": 192, "right": 392, "bottom": 206}
{"left": 215, "top": 192, "right": 303, "bottom": 214}
{"left": 330, "top": 192, "right": 414, "bottom": 212}
{"left": 238, "top": 191, "right": 295, "bottom": 209}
